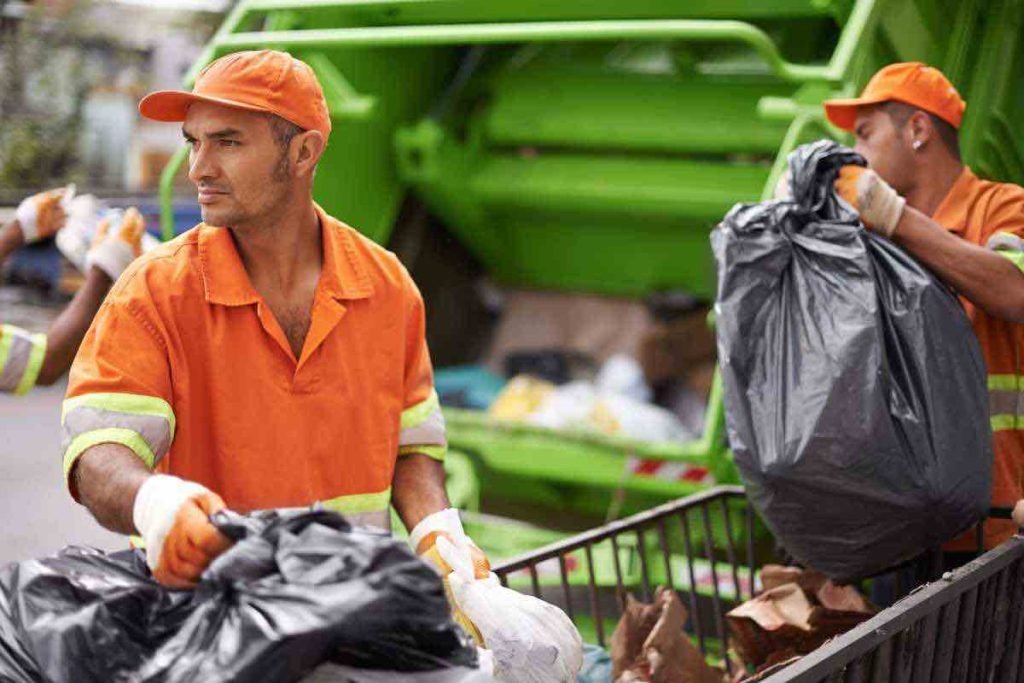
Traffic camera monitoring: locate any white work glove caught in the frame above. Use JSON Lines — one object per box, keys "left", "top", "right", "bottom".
{"left": 15, "top": 185, "right": 73, "bottom": 243}
{"left": 133, "top": 474, "right": 232, "bottom": 589}
{"left": 436, "top": 533, "right": 583, "bottom": 683}
{"left": 835, "top": 165, "right": 906, "bottom": 238}
{"left": 85, "top": 207, "right": 147, "bottom": 280}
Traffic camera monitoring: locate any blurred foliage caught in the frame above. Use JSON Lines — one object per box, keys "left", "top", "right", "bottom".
{"left": 0, "top": 0, "right": 93, "bottom": 190}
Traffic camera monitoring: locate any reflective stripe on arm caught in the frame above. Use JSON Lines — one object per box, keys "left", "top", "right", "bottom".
{"left": 0, "top": 324, "right": 46, "bottom": 395}
{"left": 986, "top": 232, "right": 1024, "bottom": 272}
{"left": 399, "top": 390, "right": 447, "bottom": 461}
{"left": 61, "top": 392, "right": 176, "bottom": 483}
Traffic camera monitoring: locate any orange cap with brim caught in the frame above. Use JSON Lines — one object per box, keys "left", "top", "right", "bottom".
{"left": 138, "top": 50, "right": 331, "bottom": 139}
{"left": 824, "top": 62, "right": 966, "bottom": 132}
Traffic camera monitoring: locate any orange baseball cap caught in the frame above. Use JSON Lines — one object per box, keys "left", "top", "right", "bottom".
{"left": 139, "top": 50, "right": 331, "bottom": 139}
{"left": 824, "top": 62, "right": 966, "bottom": 132}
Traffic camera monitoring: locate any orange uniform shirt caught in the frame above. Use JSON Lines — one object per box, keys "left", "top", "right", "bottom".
{"left": 932, "top": 167, "right": 1024, "bottom": 549}
{"left": 62, "top": 205, "right": 445, "bottom": 529}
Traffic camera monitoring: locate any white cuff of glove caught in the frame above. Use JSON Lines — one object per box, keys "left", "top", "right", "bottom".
{"left": 86, "top": 239, "right": 137, "bottom": 281}
{"left": 409, "top": 507, "right": 467, "bottom": 553}
{"left": 857, "top": 169, "right": 906, "bottom": 238}
{"left": 133, "top": 475, "right": 212, "bottom": 572}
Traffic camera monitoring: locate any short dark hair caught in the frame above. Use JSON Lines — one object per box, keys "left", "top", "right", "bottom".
{"left": 879, "top": 101, "right": 961, "bottom": 161}
{"left": 266, "top": 114, "right": 304, "bottom": 149}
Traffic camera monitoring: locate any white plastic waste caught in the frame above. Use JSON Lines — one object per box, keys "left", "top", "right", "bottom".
{"left": 437, "top": 536, "right": 583, "bottom": 683}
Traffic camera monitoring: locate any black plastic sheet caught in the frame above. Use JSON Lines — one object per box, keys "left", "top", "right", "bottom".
{"left": 0, "top": 509, "right": 476, "bottom": 682}
{"left": 712, "top": 140, "right": 993, "bottom": 582}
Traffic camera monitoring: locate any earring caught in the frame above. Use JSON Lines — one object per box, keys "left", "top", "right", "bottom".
{"left": 912, "top": 140, "right": 923, "bottom": 150}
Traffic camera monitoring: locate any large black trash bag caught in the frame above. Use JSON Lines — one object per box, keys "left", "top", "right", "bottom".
{"left": 712, "top": 140, "right": 992, "bottom": 582}
{"left": 0, "top": 509, "right": 477, "bottom": 682}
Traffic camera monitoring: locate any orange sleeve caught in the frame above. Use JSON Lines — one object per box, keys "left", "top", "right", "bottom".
{"left": 397, "top": 267, "right": 445, "bottom": 460}
{"left": 62, "top": 277, "right": 175, "bottom": 497}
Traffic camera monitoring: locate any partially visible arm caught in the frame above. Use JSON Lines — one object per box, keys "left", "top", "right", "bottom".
{"left": 36, "top": 267, "right": 112, "bottom": 386}
{"left": 392, "top": 452, "right": 450, "bottom": 533}
{"left": 0, "top": 220, "right": 25, "bottom": 262}
{"left": 71, "top": 442, "right": 151, "bottom": 534}
{"left": 892, "top": 207, "right": 1024, "bottom": 323}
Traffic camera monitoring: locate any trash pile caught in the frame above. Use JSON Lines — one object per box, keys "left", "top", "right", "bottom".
{"left": 0, "top": 509, "right": 476, "bottom": 682}
{"left": 435, "top": 289, "right": 718, "bottom": 445}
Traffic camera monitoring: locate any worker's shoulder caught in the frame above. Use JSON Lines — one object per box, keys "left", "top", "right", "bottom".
{"left": 326, "top": 215, "right": 420, "bottom": 296}
{"left": 973, "top": 173, "right": 1024, "bottom": 215}
{"left": 106, "top": 227, "right": 204, "bottom": 304}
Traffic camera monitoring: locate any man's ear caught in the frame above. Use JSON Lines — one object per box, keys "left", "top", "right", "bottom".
{"left": 908, "top": 110, "right": 933, "bottom": 148}
{"left": 292, "top": 130, "right": 326, "bottom": 176}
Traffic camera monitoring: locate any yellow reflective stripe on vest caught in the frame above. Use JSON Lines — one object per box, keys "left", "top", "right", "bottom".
{"left": 61, "top": 393, "right": 176, "bottom": 481}
{"left": 320, "top": 488, "right": 392, "bottom": 530}
{"left": 988, "top": 374, "right": 1024, "bottom": 432}
{"left": 399, "top": 390, "right": 447, "bottom": 449}
{"left": 399, "top": 444, "right": 447, "bottom": 461}
{"left": 0, "top": 324, "right": 46, "bottom": 395}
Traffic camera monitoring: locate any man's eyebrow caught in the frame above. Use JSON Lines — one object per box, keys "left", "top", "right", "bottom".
{"left": 182, "top": 128, "right": 243, "bottom": 140}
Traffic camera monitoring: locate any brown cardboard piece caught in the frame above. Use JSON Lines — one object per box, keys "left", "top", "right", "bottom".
{"left": 727, "top": 570, "right": 876, "bottom": 671}
{"left": 611, "top": 587, "right": 722, "bottom": 683}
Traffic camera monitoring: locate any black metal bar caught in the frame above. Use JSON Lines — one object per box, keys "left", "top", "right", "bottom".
{"left": 970, "top": 575, "right": 996, "bottom": 683}
{"left": 700, "top": 501, "right": 728, "bottom": 658}
{"left": 998, "top": 557, "right": 1024, "bottom": 681}
{"left": 928, "top": 599, "right": 961, "bottom": 682}
{"left": 529, "top": 563, "right": 541, "bottom": 599}
{"left": 951, "top": 585, "right": 978, "bottom": 683}
{"left": 636, "top": 527, "right": 652, "bottom": 602}
{"left": 657, "top": 518, "right": 673, "bottom": 591}
{"left": 985, "top": 565, "right": 1012, "bottom": 683}
{"left": 889, "top": 625, "right": 914, "bottom": 683}
{"left": 584, "top": 543, "right": 604, "bottom": 648}
{"left": 679, "top": 509, "right": 706, "bottom": 654}
{"left": 719, "top": 495, "right": 742, "bottom": 604}
{"left": 909, "top": 609, "right": 939, "bottom": 683}
{"left": 610, "top": 534, "right": 625, "bottom": 611}
{"left": 746, "top": 501, "right": 757, "bottom": 600}
{"left": 559, "top": 553, "right": 574, "bottom": 622}
{"left": 870, "top": 637, "right": 894, "bottom": 682}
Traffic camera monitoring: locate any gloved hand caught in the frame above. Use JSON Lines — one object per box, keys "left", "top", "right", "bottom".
{"left": 85, "top": 207, "right": 146, "bottom": 281}
{"left": 15, "top": 186, "right": 73, "bottom": 243}
{"left": 410, "top": 508, "right": 491, "bottom": 644}
{"left": 835, "top": 165, "right": 906, "bottom": 238}
{"left": 133, "top": 474, "right": 233, "bottom": 589}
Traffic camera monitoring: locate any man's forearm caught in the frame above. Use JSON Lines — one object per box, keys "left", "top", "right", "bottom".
{"left": 0, "top": 220, "right": 25, "bottom": 263}
{"left": 392, "top": 453, "right": 450, "bottom": 533}
{"left": 71, "top": 443, "right": 151, "bottom": 534}
{"left": 37, "top": 267, "right": 113, "bottom": 385}
{"left": 892, "top": 207, "right": 1024, "bottom": 323}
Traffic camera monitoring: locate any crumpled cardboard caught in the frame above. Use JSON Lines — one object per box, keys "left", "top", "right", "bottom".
{"left": 611, "top": 587, "right": 722, "bottom": 683}
{"left": 727, "top": 567, "right": 876, "bottom": 671}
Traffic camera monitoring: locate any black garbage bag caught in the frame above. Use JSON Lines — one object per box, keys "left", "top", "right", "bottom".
{"left": 712, "top": 140, "right": 992, "bottom": 582}
{"left": 0, "top": 509, "right": 477, "bottom": 682}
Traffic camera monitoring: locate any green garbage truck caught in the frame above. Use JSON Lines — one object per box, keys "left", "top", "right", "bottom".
{"left": 162, "top": 0, "right": 1024, "bottom": 562}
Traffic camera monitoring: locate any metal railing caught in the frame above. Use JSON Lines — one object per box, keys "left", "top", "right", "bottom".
{"left": 493, "top": 487, "right": 1022, "bottom": 680}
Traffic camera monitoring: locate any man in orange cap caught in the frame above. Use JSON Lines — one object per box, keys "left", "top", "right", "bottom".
{"left": 62, "top": 51, "right": 489, "bottom": 593}
{"left": 823, "top": 62, "right": 1024, "bottom": 552}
